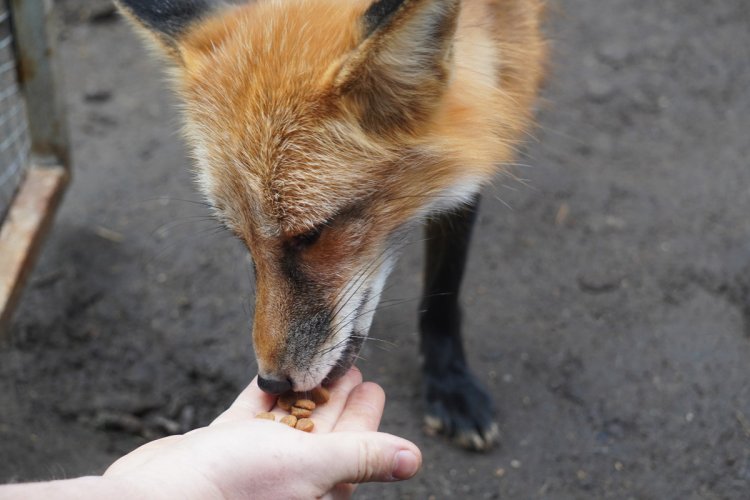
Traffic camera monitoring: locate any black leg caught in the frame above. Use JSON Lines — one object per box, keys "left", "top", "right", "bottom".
{"left": 419, "top": 194, "right": 499, "bottom": 450}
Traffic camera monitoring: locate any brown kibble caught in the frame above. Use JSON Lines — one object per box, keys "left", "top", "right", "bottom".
{"left": 310, "top": 387, "right": 330, "bottom": 404}
{"left": 277, "top": 392, "right": 298, "bottom": 411}
{"left": 255, "top": 412, "right": 275, "bottom": 421}
{"left": 295, "top": 418, "right": 314, "bottom": 432}
{"left": 291, "top": 406, "right": 312, "bottom": 418}
{"left": 294, "top": 399, "right": 316, "bottom": 411}
{"left": 280, "top": 415, "right": 298, "bottom": 427}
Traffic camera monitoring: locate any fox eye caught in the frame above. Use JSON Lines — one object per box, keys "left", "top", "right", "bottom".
{"left": 290, "top": 226, "right": 323, "bottom": 250}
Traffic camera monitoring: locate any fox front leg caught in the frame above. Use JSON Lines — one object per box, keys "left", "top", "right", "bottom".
{"left": 419, "top": 194, "right": 500, "bottom": 451}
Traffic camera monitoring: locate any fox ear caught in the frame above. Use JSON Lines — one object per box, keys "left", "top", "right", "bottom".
{"left": 333, "top": 0, "right": 460, "bottom": 134}
{"left": 114, "top": 0, "right": 222, "bottom": 60}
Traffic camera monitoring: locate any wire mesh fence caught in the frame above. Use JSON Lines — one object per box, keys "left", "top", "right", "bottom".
{"left": 0, "top": 0, "right": 31, "bottom": 223}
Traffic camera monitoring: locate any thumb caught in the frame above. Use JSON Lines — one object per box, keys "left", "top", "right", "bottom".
{"left": 316, "top": 431, "right": 422, "bottom": 484}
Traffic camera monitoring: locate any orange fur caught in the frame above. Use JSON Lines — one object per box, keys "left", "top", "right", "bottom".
{"left": 119, "top": 0, "right": 546, "bottom": 385}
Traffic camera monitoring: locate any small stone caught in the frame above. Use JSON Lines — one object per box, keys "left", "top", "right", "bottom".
{"left": 255, "top": 412, "right": 275, "bottom": 421}
{"left": 92, "top": 412, "right": 143, "bottom": 435}
{"left": 555, "top": 202, "right": 570, "bottom": 226}
{"left": 494, "top": 468, "right": 506, "bottom": 477}
{"left": 152, "top": 416, "right": 180, "bottom": 435}
{"left": 577, "top": 269, "right": 623, "bottom": 294}
{"left": 179, "top": 405, "right": 195, "bottom": 432}
{"left": 510, "top": 460, "right": 521, "bottom": 469}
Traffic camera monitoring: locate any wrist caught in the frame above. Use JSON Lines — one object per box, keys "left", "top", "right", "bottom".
{"left": 0, "top": 476, "right": 150, "bottom": 500}
{"left": 104, "top": 467, "right": 225, "bottom": 500}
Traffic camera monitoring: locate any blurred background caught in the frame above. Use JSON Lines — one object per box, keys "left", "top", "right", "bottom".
{"left": 1, "top": 0, "right": 749, "bottom": 498}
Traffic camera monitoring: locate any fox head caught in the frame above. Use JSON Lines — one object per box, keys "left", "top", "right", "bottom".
{"left": 116, "top": 0, "right": 541, "bottom": 392}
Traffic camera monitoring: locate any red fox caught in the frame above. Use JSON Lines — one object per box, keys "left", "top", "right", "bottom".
{"left": 116, "top": 0, "right": 545, "bottom": 450}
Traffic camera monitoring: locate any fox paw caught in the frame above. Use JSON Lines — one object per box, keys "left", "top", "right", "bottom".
{"left": 423, "top": 366, "right": 500, "bottom": 451}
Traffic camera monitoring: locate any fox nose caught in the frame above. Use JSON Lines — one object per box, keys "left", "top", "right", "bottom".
{"left": 257, "top": 374, "right": 292, "bottom": 395}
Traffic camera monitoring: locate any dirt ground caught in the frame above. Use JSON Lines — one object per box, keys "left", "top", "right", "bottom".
{"left": 1, "top": 0, "right": 749, "bottom": 498}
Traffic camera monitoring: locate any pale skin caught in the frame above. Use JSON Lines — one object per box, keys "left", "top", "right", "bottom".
{"left": 0, "top": 368, "right": 422, "bottom": 500}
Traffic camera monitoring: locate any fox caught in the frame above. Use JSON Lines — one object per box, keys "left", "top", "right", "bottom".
{"left": 115, "top": 0, "right": 546, "bottom": 450}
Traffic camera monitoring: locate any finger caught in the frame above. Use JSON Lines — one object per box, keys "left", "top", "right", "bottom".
{"left": 309, "top": 367, "right": 364, "bottom": 433}
{"left": 316, "top": 431, "right": 422, "bottom": 484}
{"left": 212, "top": 376, "right": 277, "bottom": 425}
{"left": 324, "top": 382, "right": 385, "bottom": 500}
{"left": 333, "top": 382, "right": 385, "bottom": 433}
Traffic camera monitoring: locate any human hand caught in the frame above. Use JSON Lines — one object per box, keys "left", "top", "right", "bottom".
{"left": 104, "top": 368, "right": 421, "bottom": 499}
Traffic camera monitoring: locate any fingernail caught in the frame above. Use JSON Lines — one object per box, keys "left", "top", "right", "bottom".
{"left": 391, "top": 450, "right": 419, "bottom": 480}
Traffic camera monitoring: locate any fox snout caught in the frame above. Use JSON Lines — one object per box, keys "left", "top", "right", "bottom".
{"left": 252, "top": 241, "right": 396, "bottom": 393}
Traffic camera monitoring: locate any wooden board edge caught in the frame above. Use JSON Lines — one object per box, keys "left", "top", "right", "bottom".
{"left": 0, "top": 165, "right": 69, "bottom": 338}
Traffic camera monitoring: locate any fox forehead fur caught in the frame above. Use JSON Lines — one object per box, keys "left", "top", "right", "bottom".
{"left": 161, "top": 0, "right": 545, "bottom": 234}
{"left": 116, "top": 0, "right": 546, "bottom": 389}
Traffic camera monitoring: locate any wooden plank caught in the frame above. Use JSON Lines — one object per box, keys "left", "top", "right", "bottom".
{"left": 0, "top": 165, "right": 69, "bottom": 337}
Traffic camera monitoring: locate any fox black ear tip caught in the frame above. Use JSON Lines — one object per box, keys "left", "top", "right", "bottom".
{"left": 363, "top": 0, "right": 407, "bottom": 36}
{"left": 115, "top": 0, "right": 219, "bottom": 40}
